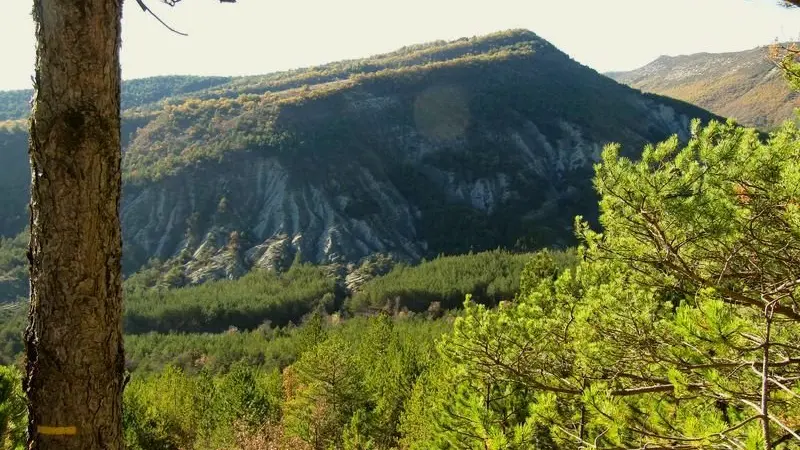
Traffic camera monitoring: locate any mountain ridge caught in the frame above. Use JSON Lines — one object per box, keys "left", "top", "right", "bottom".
{"left": 607, "top": 44, "right": 798, "bottom": 129}
{"left": 0, "top": 29, "right": 719, "bottom": 296}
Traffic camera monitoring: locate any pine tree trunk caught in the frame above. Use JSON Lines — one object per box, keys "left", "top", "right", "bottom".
{"left": 24, "top": 1, "right": 124, "bottom": 449}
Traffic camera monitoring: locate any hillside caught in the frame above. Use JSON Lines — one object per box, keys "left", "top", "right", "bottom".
{"left": 0, "top": 30, "right": 718, "bottom": 297}
{"left": 607, "top": 45, "right": 799, "bottom": 129}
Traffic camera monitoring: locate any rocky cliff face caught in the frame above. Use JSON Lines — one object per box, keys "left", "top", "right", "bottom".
{"left": 607, "top": 45, "right": 798, "bottom": 129}
{"left": 121, "top": 155, "right": 423, "bottom": 281}
{"left": 0, "top": 30, "right": 718, "bottom": 287}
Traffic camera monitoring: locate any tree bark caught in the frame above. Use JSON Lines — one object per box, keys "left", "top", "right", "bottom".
{"left": 24, "top": 0, "right": 124, "bottom": 449}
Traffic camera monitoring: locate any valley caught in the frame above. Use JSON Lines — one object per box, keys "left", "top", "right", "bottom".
{"left": 1, "top": 23, "right": 799, "bottom": 450}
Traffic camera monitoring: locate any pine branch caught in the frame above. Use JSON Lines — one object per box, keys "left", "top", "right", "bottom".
{"left": 135, "top": 0, "right": 238, "bottom": 36}
{"left": 135, "top": 0, "right": 188, "bottom": 36}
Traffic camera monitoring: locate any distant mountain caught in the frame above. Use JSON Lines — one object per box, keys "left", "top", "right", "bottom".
{"left": 608, "top": 45, "right": 799, "bottom": 129}
{"left": 0, "top": 29, "right": 718, "bottom": 295}
{"left": 0, "top": 75, "right": 233, "bottom": 121}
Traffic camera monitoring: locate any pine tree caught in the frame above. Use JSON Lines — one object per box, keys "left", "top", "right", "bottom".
{"left": 409, "top": 120, "right": 800, "bottom": 449}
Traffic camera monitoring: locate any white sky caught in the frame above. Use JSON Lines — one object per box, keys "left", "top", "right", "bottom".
{"left": 1, "top": 0, "right": 800, "bottom": 91}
